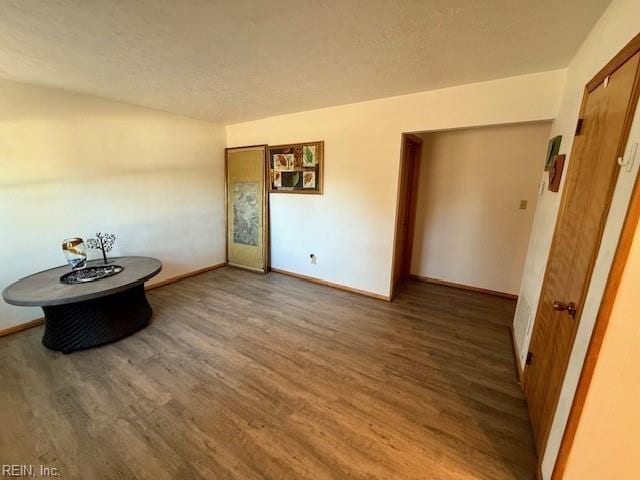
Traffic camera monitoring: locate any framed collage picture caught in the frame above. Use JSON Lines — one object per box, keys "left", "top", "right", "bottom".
{"left": 268, "top": 141, "right": 324, "bottom": 194}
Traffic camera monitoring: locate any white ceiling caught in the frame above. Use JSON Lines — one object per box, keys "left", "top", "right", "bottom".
{"left": 0, "top": 0, "right": 610, "bottom": 124}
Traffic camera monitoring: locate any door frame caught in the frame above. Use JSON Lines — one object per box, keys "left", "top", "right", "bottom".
{"left": 551, "top": 32, "right": 640, "bottom": 479}
{"left": 224, "top": 144, "right": 270, "bottom": 273}
{"left": 390, "top": 133, "right": 423, "bottom": 299}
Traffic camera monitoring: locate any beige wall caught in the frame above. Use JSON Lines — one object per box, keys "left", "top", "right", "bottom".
{"left": 227, "top": 70, "right": 564, "bottom": 298}
{"left": 0, "top": 78, "right": 227, "bottom": 329}
{"left": 563, "top": 220, "right": 640, "bottom": 479}
{"left": 410, "top": 122, "right": 551, "bottom": 295}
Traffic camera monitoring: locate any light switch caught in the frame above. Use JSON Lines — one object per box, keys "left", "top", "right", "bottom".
{"left": 519, "top": 200, "right": 528, "bottom": 210}
{"left": 538, "top": 180, "right": 546, "bottom": 195}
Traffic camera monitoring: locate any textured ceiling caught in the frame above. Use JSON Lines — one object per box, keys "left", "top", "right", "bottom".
{"left": 0, "top": 0, "right": 610, "bottom": 123}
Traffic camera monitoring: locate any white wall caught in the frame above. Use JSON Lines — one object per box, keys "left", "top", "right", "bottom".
{"left": 0, "top": 78, "right": 227, "bottom": 329}
{"left": 506, "top": 0, "right": 640, "bottom": 477}
{"left": 410, "top": 122, "right": 551, "bottom": 295}
{"left": 227, "top": 71, "right": 564, "bottom": 298}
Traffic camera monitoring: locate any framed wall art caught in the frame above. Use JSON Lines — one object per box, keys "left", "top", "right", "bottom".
{"left": 548, "top": 154, "right": 566, "bottom": 192}
{"left": 268, "top": 141, "right": 323, "bottom": 194}
{"left": 225, "top": 145, "right": 269, "bottom": 272}
{"left": 544, "top": 135, "right": 562, "bottom": 171}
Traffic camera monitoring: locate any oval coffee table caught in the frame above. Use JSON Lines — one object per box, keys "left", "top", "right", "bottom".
{"left": 2, "top": 256, "right": 162, "bottom": 353}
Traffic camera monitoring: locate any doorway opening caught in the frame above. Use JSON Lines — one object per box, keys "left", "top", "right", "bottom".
{"left": 391, "top": 122, "right": 553, "bottom": 300}
{"left": 391, "top": 134, "right": 422, "bottom": 294}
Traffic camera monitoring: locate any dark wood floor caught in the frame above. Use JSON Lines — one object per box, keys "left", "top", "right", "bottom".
{"left": 0, "top": 268, "right": 536, "bottom": 479}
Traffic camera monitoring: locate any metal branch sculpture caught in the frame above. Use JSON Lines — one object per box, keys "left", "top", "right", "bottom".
{"left": 86, "top": 233, "right": 116, "bottom": 264}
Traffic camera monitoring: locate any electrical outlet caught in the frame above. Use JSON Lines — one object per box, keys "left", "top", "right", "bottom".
{"left": 310, "top": 253, "right": 316, "bottom": 265}
{"left": 519, "top": 200, "right": 528, "bottom": 210}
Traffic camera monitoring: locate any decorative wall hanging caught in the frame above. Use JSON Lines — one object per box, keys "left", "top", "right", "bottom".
{"left": 548, "top": 154, "right": 566, "bottom": 192}
{"left": 268, "top": 141, "right": 324, "bottom": 194}
{"left": 226, "top": 145, "right": 269, "bottom": 272}
{"left": 544, "top": 135, "right": 562, "bottom": 171}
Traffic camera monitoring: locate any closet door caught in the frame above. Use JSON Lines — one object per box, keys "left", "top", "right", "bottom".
{"left": 225, "top": 145, "right": 268, "bottom": 272}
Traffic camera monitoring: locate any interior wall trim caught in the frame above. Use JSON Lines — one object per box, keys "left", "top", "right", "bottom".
{"left": 145, "top": 263, "right": 227, "bottom": 291}
{"left": 409, "top": 274, "right": 519, "bottom": 300}
{"left": 0, "top": 317, "right": 45, "bottom": 338}
{"left": 270, "top": 267, "right": 391, "bottom": 301}
{"left": 509, "top": 325, "right": 525, "bottom": 384}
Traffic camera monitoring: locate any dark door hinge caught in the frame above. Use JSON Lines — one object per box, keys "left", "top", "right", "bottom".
{"left": 575, "top": 118, "right": 584, "bottom": 136}
{"left": 526, "top": 352, "right": 534, "bottom": 365}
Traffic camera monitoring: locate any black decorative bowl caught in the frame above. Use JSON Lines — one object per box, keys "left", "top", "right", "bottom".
{"left": 60, "top": 265, "right": 124, "bottom": 284}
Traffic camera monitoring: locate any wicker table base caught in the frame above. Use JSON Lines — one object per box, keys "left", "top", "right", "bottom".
{"left": 41, "top": 285, "right": 152, "bottom": 354}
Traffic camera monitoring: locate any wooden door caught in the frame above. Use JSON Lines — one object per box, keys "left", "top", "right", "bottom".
{"left": 524, "top": 52, "right": 640, "bottom": 453}
{"left": 392, "top": 135, "right": 422, "bottom": 289}
{"left": 226, "top": 145, "right": 269, "bottom": 272}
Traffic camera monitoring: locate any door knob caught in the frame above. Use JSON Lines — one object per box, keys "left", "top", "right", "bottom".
{"left": 553, "top": 301, "right": 577, "bottom": 318}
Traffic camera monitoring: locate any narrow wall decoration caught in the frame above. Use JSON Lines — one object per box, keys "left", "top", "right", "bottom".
{"left": 226, "top": 145, "right": 269, "bottom": 272}
{"left": 233, "top": 182, "right": 260, "bottom": 246}
{"left": 545, "top": 135, "right": 562, "bottom": 171}
{"left": 268, "top": 141, "right": 324, "bottom": 194}
{"left": 548, "top": 154, "right": 566, "bottom": 192}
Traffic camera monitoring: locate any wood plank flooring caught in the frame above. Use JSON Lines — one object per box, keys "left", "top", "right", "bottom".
{"left": 0, "top": 267, "right": 536, "bottom": 479}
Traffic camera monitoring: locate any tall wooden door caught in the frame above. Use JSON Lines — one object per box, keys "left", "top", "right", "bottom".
{"left": 524, "top": 52, "right": 640, "bottom": 453}
{"left": 226, "top": 145, "right": 269, "bottom": 272}
{"left": 392, "top": 135, "right": 422, "bottom": 289}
